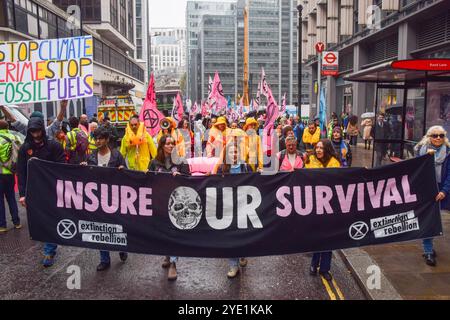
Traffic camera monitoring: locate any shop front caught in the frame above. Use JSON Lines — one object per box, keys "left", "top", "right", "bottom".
{"left": 344, "top": 59, "right": 450, "bottom": 167}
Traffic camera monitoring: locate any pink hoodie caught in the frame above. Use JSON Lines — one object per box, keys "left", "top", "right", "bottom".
{"left": 278, "top": 151, "right": 304, "bottom": 171}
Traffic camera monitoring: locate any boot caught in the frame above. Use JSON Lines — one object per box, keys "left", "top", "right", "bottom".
{"left": 227, "top": 266, "right": 239, "bottom": 278}
{"left": 162, "top": 256, "right": 170, "bottom": 268}
{"left": 239, "top": 258, "right": 248, "bottom": 267}
{"left": 168, "top": 262, "right": 177, "bottom": 280}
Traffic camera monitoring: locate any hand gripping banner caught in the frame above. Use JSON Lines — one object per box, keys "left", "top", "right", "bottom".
{"left": 26, "top": 155, "right": 443, "bottom": 258}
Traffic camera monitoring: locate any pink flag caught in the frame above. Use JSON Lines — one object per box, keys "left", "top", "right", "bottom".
{"left": 171, "top": 92, "right": 184, "bottom": 123}
{"left": 254, "top": 83, "right": 261, "bottom": 109}
{"left": 191, "top": 102, "right": 199, "bottom": 115}
{"left": 201, "top": 101, "right": 209, "bottom": 117}
{"left": 139, "top": 73, "right": 165, "bottom": 137}
{"left": 280, "top": 93, "right": 287, "bottom": 114}
{"left": 208, "top": 75, "right": 213, "bottom": 99}
{"left": 238, "top": 97, "right": 244, "bottom": 117}
{"left": 210, "top": 72, "right": 228, "bottom": 113}
{"left": 260, "top": 68, "right": 270, "bottom": 98}
{"left": 263, "top": 83, "right": 280, "bottom": 153}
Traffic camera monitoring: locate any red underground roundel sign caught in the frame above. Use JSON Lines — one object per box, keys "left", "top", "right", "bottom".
{"left": 391, "top": 59, "right": 450, "bottom": 71}
{"left": 324, "top": 52, "right": 337, "bottom": 64}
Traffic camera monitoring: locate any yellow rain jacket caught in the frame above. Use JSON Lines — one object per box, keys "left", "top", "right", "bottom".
{"left": 120, "top": 122, "right": 157, "bottom": 171}
{"left": 243, "top": 118, "right": 263, "bottom": 171}
{"left": 302, "top": 127, "right": 321, "bottom": 148}
{"left": 305, "top": 155, "right": 340, "bottom": 169}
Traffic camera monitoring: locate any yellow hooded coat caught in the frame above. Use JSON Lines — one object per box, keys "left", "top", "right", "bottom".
{"left": 120, "top": 122, "right": 157, "bottom": 171}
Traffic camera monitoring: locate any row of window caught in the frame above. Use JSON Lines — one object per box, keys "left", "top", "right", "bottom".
{"left": 0, "top": 0, "right": 145, "bottom": 82}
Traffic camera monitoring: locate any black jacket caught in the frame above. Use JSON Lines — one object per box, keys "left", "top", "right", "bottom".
{"left": 87, "top": 149, "right": 127, "bottom": 168}
{"left": 17, "top": 117, "right": 66, "bottom": 197}
{"left": 149, "top": 157, "right": 190, "bottom": 174}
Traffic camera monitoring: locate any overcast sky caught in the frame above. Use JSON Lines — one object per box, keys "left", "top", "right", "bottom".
{"left": 149, "top": 0, "right": 189, "bottom": 29}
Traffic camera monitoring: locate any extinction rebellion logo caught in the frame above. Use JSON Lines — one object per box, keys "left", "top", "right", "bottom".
{"left": 57, "top": 219, "right": 128, "bottom": 246}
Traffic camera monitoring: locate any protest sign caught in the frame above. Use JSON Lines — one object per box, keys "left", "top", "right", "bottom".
{"left": 0, "top": 36, "right": 94, "bottom": 105}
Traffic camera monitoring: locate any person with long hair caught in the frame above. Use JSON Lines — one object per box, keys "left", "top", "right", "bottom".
{"left": 346, "top": 115, "right": 359, "bottom": 147}
{"left": 414, "top": 125, "right": 450, "bottom": 266}
{"left": 211, "top": 138, "right": 252, "bottom": 278}
{"left": 178, "top": 119, "right": 194, "bottom": 158}
{"left": 148, "top": 134, "right": 189, "bottom": 280}
{"left": 305, "top": 139, "right": 340, "bottom": 281}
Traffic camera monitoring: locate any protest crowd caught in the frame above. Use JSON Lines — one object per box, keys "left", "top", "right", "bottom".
{"left": 0, "top": 70, "right": 448, "bottom": 285}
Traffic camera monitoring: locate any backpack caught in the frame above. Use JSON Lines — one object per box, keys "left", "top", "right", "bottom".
{"left": 0, "top": 134, "right": 21, "bottom": 173}
{"left": 67, "top": 129, "right": 89, "bottom": 163}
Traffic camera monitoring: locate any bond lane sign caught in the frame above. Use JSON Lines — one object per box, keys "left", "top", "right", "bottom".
{"left": 322, "top": 51, "right": 339, "bottom": 76}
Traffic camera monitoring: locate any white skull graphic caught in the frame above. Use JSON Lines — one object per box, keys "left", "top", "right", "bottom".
{"left": 168, "top": 187, "right": 203, "bottom": 229}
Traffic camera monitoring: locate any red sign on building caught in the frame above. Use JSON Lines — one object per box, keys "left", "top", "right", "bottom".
{"left": 391, "top": 59, "right": 450, "bottom": 71}
{"left": 321, "top": 51, "right": 339, "bottom": 76}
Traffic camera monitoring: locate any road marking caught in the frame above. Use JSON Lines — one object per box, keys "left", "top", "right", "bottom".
{"left": 331, "top": 278, "right": 345, "bottom": 300}
{"left": 320, "top": 275, "right": 337, "bottom": 300}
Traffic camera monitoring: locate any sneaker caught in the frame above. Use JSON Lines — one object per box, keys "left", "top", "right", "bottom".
{"left": 423, "top": 253, "right": 436, "bottom": 266}
{"left": 239, "top": 258, "right": 248, "bottom": 267}
{"left": 42, "top": 255, "right": 55, "bottom": 268}
{"left": 309, "top": 266, "right": 318, "bottom": 276}
{"left": 14, "top": 224, "right": 22, "bottom": 230}
{"left": 227, "top": 266, "right": 240, "bottom": 278}
{"left": 168, "top": 262, "right": 177, "bottom": 281}
{"left": 162, "top": 256, "right": 170, "bottom": 269}
{"left": 96, "top": 262, "right": 110, "bottom": 271}
{"left": 0, "top": 227, "right": 7, "bottom": 233}
{"left": 319, "top": 271, "right": 333, "bottom": 281}
{"left": 119, "top": 252, "right": 128, "bottom": 262}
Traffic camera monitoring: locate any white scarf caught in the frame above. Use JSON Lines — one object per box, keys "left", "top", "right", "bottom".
{"left": 419, "top": 144, "right": 447, "bottom": 183}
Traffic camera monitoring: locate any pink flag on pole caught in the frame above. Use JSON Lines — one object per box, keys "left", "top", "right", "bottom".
{"left": 260, "top": 68, "right": 270, "bottom": 98}
{"left": 254, "top": 83, "right": 261, "bottom": 109}
{"left": 139, "top": 73, "right": 165, "bottom": 137}
{"left": 191, "top": 102, "right": 199, "bottom": 115}
{"left": 208, "top": 75, "right": 213, "bottom": 99}
{"left": 280, "top": 93, "right": 287, "bottom": 114}
{"left": 171, "top": 92, "right": 184, "bottom": 122}
{"left": 210, "top": 71, "right": 228, "bottom": 113}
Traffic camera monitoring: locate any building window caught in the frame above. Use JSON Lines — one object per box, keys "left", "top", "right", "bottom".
{"left": 127, "top": 0, "right": 133, "bottom": 41}
{"left": 110, "top": 0, "right": 118, "bottom": 29}
{"left": 119, "top": 0, "right": 126, "bottom": 37}
{"left": 82, "top": 0, "right": 101, "bottom": 21}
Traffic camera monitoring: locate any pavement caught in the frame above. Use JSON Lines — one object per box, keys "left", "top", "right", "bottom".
{"left": 343, "top": 143, "right": 450, "bottom": 300}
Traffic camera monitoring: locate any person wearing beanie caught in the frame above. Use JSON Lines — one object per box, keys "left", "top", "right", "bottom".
{"left": 1, "top": 101, "right": 68, "bottom": 140}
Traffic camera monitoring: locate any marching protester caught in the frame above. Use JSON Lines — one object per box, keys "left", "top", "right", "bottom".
{"left": 331, "top": 127, "right": 352, "bottom": 167}
{"left": 65, "top": 116, "right": 89, "bottom": 165}
{"left": 211, "top": 138, "right": 251, "bottom": 278}
{"left": 100, "top": 116, "right": 119, "bottom": 149}
{"left": 414, "top": 126, "right": 450, "bottom": 266}
{"left": 293, "top": 116, "right": 305, "bottom": 148}
{"left": 17, "top": 116, "right": 66, "bottom": 267}
{"left": 346, "top": 115, "right": 359, "bottom": 147}
{"left": 79, "top": 114, "right": 90, "bottom": 135}
{"left": 279, "top": 126, "right": 295, "bottom": 152}
{"left": 82, "top": 127, "right": 129, "bottom": 271}
{"left": 0, "top": 120, "right": 22, "bottom": 233}
{"left": 88, "top": 122, "right": 99, "bottom": 153}
{"left": 206, "top": 116, "right": 230, "bottom": 158}
{"left": 178, "top": 119, "right": 194, "bottom": 158}
{"left": 120, "top": 115, "right": 157, "bottom": 171}
{"left": 277, "top": 136, "right": 304, "bottom": 172}
{"left": 302, "top": 120, "right": 321, "bottom": 152}
{"left": 305, "top": 139, "right": 340, "bottom": 281}
{"left": 148, "top": 134, "right": 190, "bottom": 281}
{"left": 156, "top": 117, "right": 186, "bottom": 158}
{"left": 244, "top": 117, "right": 263, "bottom": 172}
{"left": 0, "top": 101, "right": 68, "bottom": 140}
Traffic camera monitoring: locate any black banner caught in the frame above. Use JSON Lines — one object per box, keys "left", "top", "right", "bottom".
{"left": 26, "top": 155, "right": 443, "bottom": 257}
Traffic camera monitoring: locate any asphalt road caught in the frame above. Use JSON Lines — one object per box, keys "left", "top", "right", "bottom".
{"left": 0, "top": 202, "right": 366, "bottom": 300}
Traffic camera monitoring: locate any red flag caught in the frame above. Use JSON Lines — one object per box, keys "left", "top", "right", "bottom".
{"left": 139, "top": 73, "right": 164, "bottom": 137}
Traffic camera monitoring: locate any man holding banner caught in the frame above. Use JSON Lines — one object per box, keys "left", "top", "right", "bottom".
{"left": 17, "top": 116, "right": 66, "bottom": 267}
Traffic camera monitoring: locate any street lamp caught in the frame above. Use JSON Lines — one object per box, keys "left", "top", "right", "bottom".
{"left": 297, "top": 4, "right": 303, "bottom": 118}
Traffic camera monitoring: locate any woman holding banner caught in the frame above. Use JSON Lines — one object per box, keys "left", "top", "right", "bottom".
{"left": 148, "top": 134, "right": 189, "bottom": 281}
{"left": 211, "top": 138, "right": 253, "bottom": 278}
{"left": 305, "top": 139, "right": 341, "bottom": 281}
{"left": 414, "top": 126, "right": 450, "bottom": 267}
